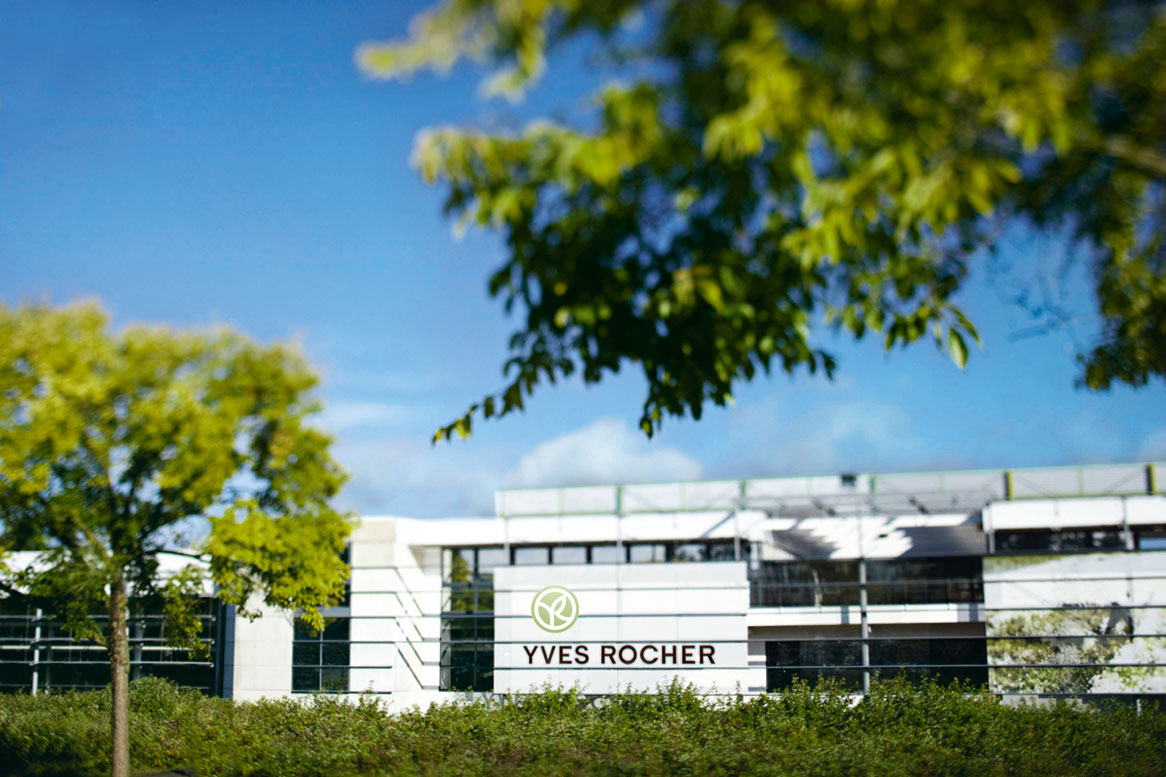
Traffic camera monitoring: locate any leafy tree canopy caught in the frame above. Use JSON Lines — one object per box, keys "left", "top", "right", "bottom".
{"left": 0, "top": 302, "right": 351, "bottom": 645}
{"left": 359, "top": 0, "right": 1166, "bottom": 440}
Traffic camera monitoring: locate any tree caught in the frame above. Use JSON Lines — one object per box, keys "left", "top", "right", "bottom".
{"left": 357, "top": 0, "right": 1166, "bottom": 441}
{"left": 0, "top": 302, "right": 351, "bottom": 777}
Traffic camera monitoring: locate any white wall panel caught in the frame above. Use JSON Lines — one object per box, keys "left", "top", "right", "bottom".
{"left": 492, "top": 562, "right": 757, "bottom": 694}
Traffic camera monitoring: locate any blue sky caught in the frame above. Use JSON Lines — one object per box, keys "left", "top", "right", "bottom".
{"left": 2, "top": 0, "right": 1164, "bottom": 518}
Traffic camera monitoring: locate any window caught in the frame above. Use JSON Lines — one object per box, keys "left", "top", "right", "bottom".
{"left": 444, "top": 541, "right": 746, "bottom": 570}
{"left": 765, "top": 637, "right": 988, "bottom": 691}
{"left": 1137, "top": 528, "right": 1166, "bottom": 551}
{"left": 995, "top": 529, "right": 1125, "bottom": 554}
{"left": 628, "top": 543, "right": 668, "bottom": 563}
{"left": 708, "top": 542, "right": 739, "bottom": 561}
{"left": 751, "top": 557, "right": 983, "bottom": 608}
{"left": 439, "top": 612, "right": 494, "bottom": 692}
{"left": 590, "top": 544, "right": 622, "bottom": 564}
{"left": 291, "top": 618, "right": 350, "bottom": 693}
{"left": 869, "top": 638, "right": 987, "bottom": 686}
{"left": 751, "top": 560, "right": 860, "bottom": 607}
{"left": 513, "top": 546, "right": 549, "bottom": 565}
{"left": 552, "top": 546, "right": 587, "bottom": 564}
{"left": 440, "top": 548, "right": 496, "bottom": 692}
{"left": 674, "top": 543, "right": 710, "bottom": 562}
{"left": 866, "top": 557, "right": 983, "bottom": 605}
{"left": 766, "top": 639, "right": 864, "bottom": 690}
{"left": 476, "top": 548, "right": 509, "bottom": 577}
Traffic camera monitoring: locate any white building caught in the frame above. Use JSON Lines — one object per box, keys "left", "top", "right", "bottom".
{"left": 3, "top": 462, "right": 1166, "bottom": 709}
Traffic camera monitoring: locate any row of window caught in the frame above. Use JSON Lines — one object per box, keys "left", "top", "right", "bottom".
{"left": 446, "top": 528, "right": 1165, "bottom": 572}
{"left": 444, "top": 541, "right": 745, "bottom": 583}
{"left": 994, "top": 528, "right": 1166, "bottom": 553}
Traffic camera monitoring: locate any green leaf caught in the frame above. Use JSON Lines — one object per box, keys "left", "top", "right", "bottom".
{"left": 948, "top": 328, "right": 969, "bottom": 370}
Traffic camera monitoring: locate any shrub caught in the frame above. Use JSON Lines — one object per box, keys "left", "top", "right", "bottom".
{"left": 0, "top": 678, "right": 1161, "bottom": 777}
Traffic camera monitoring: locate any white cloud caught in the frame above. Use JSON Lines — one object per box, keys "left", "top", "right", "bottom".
{"left": 331, "top": 437, "right": 505, "bottom": 517}
{"left": 508, "top": 418, "right": 703, "bottom": 488}
{"left": 730, "top": 400, "right": 932, "bottom": 476}
{"left": 317, "top": 401, "right": 409, "bottom": 432}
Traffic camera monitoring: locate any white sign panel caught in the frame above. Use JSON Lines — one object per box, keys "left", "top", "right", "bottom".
{"left": 493, "top": 562, "right": 753, "bottom": 694}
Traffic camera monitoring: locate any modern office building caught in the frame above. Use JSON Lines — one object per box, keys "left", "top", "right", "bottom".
{"left": 2, "top": 462, "right": 1164, "bottom": 709}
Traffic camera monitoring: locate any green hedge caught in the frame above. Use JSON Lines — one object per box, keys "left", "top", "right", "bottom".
{"left": 0, "top": 678, "right": 1161, "bottom": 776}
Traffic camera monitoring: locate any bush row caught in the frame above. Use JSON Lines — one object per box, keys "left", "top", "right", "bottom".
{"left": 0, "top": 677, "right": 1162, "bottom": 776}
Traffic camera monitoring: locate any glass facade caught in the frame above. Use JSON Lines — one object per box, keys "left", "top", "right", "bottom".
{"left": 0, "top": 594, "right": 221, "bottom": 694}
{"left": 765, "top": 636, "right": 989, "bottom": 691}
{"left": 750, "top": 557, "right": 984, "bottom": 608}
{"left": 441, "top": 547, "right": 496, "bottom": 692}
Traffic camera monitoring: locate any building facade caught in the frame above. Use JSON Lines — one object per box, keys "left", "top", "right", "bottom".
{"left": 2, "top": 462, "right": 1165, "bottom": 709}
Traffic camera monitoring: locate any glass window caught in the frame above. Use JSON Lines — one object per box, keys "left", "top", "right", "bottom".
{"left": 765, "top": 636, "right": 988, "bottom": 691}
{"left": 322, "top": 642, "right": 349, "bottom": 666}
{"left": 552, "top": 546, "right": 587, "bottom": 564}
{"left": 292, "top": 667, "right": 319, "bottom": 692}
{"left": 866, "top": 557, "right": 983, "bottom": 605}
{"left": 629, "top": 543, "right": 668, "bottom": 563}
{"left": 292, "top": 616, "right": 350, "bottom": 694}
{"left": 870, "top": 637, "right": 987, "bottom": 686}
{"left": 513, "top": 546, "right": 549, "bottom": 565}
{"left": 765, "top": 639, "right": 862, "bottom": 691}
{"left": 996, "top": 529, "right": 1124, "bottom": 553}
{"left": 445, "top": 548, "right": 475, "bottom": 583}
{"left": 708, "top": 542, "right": 739, "bottom": 561}
{"left": 590, "top": 544, "right": 623, "bottom": 564}
{"left": 292, "top": 642, "right": 319, "bottom": 666}
{"left": 674, "top": 543, "right": 708, "bottom": 562}
{"left": 322, "top": 618, "right": 350, "bottom": 641}
{"left": 750, "top": 560, "right": 860, "bottom": 607}
{"left": 476, "top": 547, "right": 509, "bottom": 576}
{"left": 321, "top": 668, "right": 348, "bottom": 693}
{"left": 440, "top": 547, "right": 497, "bottom": 693}
{"left": 1137, "top": 530, "right": 1166, "bottom": 551}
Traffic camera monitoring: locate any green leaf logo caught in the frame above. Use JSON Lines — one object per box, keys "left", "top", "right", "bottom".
{"left": 530, "top": 585, "right": 580, "bottom": 633}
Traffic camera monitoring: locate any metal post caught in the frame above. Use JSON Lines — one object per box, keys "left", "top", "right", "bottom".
{"left": 859, "top": 558, "right": 870, "bottom": 694}
{"left": 615, "top": 485, "right": 624, "bottom": 563}
{"left": 1121, "top": 497, "right": 1135, "bottom": 551}
{"left": 131, "top": 617, "right": 143, "bottom": 681}
{"left": 856, "top": 508, "right": 870, "bottom": 694}
{"left": 733, "top": 511, "right": 742, "bottom": 561}
{"left": 734, "top": 481, "right": 746, "bottom": 561}
{"left": 31, "top": 607, "right": 42, "bottom": 695}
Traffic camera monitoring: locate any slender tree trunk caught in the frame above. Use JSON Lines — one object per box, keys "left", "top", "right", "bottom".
{"left": 108, "top": 571, "right": 130, "bottom": 777}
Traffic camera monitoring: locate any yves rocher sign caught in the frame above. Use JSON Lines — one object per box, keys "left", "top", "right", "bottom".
{"left": 493, "top": 562, "right": 754, "bottom": 694}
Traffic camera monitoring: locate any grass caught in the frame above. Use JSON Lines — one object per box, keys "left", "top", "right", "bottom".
{"left": 0, "top": 677, "right": 1162, "bottom": 776}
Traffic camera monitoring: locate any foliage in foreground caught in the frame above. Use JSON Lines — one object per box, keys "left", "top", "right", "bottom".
{"left": 0, "top": 677, "right": 1163, "bottom": 777}
{"left": 361, "top": 0, "right": 1166, "bottom": 442}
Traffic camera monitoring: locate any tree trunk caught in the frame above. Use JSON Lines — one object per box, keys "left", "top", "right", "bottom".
{"left": 108, "top": 571, "right": 130, "bottom": 777}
